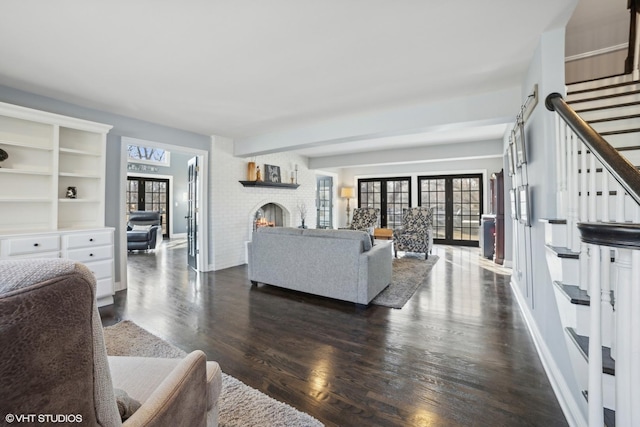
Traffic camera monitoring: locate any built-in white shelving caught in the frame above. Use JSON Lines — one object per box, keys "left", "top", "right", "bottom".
{"left": 0, "top": 101, "right": 115, "bottom": 306}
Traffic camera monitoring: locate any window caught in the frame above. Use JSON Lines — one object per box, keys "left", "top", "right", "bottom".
{"left": 358, "top": 177, "right": 411, "bottom": 228}
{"left": 127, "top": 144, "right": 171, "bottom": 166}
{"left": 316, "top": 176, "right": 333, "bottom": 229}
{"left": 418, "top": 174, "right": 483, "bottom": 246}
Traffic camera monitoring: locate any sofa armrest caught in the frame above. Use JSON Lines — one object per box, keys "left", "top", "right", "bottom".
{"left": 357, "top": 241, "right": 393, "bottom": 304}
{"left": 148, "top": 225, "right": 161, "bottom": 248}
{"left": 114, "top": 351, "right": 208, "bottom": 427}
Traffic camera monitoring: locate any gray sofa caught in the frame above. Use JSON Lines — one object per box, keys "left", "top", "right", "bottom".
{"left": 248, "top": 227, "right": 392, "bottom": 305}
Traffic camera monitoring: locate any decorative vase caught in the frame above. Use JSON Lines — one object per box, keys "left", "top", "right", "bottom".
{"left": 247, "top": 161, "right": 256, "bottom": 181}
{"left": 66, "top": 186, "right": 77, "bottom": 199}
{"left": 0, "top": 148, "right": 7, "bottom": 167}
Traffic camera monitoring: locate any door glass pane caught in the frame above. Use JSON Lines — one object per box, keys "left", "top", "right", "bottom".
{"left": 420, "top": 175, "right": 482, "bottom": 244}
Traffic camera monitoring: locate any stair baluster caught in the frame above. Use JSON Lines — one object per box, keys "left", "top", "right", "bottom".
{"left": 547, "top": 89, "right": 640, "bottom": 426}
{"left": 587, "top": 243, "right": 604, "bottom": 426}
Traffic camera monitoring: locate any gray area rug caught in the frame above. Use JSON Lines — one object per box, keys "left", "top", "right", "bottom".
{"left": 371, "top": 254, "right": 440, "bottom": 308}
{"left": 104, "top": 320, "right": 323, "bottom": 427}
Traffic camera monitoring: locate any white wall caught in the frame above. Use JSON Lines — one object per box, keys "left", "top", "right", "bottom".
{"left": 565, "top": 48, "right": 626, "bottom": 83}
{"left": 512, "top": 27, "right": 586, "bottom": 424}
{"left": 209, "top": 137, "right": 318, "bottom": 270}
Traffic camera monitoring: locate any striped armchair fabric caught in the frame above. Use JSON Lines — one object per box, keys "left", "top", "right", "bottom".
{"left": 393, "top": 207, "right": 434, "bottom": 259}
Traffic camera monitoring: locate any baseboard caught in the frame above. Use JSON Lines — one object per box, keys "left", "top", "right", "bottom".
{"left": 510, "top": 278, "right": 586, "bottom": 427}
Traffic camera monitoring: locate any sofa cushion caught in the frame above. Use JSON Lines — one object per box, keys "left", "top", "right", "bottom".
{"left": 301, "top": 228, "right": 372, "bottom": 251}
{"left": 255, "top": 227, "right": 303, "bottom": 236}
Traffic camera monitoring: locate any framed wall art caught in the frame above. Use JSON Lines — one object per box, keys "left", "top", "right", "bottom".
{"left": 513, "top": 119, "right": 527, "bottom": 167}
{"left": 509, "top": 188, "right": 518, "bottom": 220}
{"left": 507, "top": 142, "right": 516, "bottom": 176}
{"left": 264, "top": 164, "right": 281, "bottom": 183}
{"left": 518, "top": 185, "right": 531, "bottom": 226}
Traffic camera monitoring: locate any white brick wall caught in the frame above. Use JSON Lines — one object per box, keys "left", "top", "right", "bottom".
{"left": 209, "top": 136, "right": 317, "bottom": 270}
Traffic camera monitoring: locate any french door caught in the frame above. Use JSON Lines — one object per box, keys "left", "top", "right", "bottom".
{"left": 316, "top": 176, "right": 333, "bottom": 229}
{"left": 186, "top": 157, "right": 198, "bottom": 270}
{"left": 418, "top": 174, "right": 483, "bottom": 246}
{"left": 357, "top": 177, "right": 411, "bottom": 228}
{"left": 126, "top": 176, "right": 169, "bottom": 239}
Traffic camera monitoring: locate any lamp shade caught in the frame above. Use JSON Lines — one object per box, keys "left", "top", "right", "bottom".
{"left": 340, "top": 187, "right": 355, "bottom": 199}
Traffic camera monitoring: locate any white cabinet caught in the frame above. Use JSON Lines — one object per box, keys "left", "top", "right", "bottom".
{"left": 62, "top": 229, "right": 115, "bottom": 306}
{"left": 0, "top": 228, "right": 115, "bottom": 307}
{"left": 0, "top": 101, "right": 112, "bottom": 234}
{"left": 0, "top": 102, "right": 115, "bottom": 307}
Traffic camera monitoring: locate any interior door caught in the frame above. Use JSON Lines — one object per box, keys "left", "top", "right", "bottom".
{"left": 187, "top": 157, "right": 198, "bottom": 270}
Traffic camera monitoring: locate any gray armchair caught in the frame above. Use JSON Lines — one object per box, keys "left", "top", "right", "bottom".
{"left": 393, "top": 207, "right": 434, "bottom": 259}
{"left": 127, "top": 211, "right": 161, "bottom": 251}
{"left": 0, "top": 258, "right": 221, "bottom": 426}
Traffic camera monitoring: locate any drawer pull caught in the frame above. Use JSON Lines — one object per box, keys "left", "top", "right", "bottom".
{"left": 89, "top": 238, "right": 94, "bottom": 242}
{"left": 33, "top": 243, "right": 39, "bottom": 247}
{"left": 89, "top": 253, "right": 94, "bottom": 257}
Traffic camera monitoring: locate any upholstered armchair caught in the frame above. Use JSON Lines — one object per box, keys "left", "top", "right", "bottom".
{"left": 127, "top": 210, "right": 161, "bottom": 251}
{"left": 393, "top": 207, "right": 434, "bottom": 259}
{"left": 0, "top": 258, "right": 221, "bottom": 426}
{"left": 349, "top": 207, "right": 380, "bottom": 236}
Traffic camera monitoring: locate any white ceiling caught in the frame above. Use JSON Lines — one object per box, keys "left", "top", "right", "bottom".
{"left": 0, "top": 0, "right": 627, "bottom": 161}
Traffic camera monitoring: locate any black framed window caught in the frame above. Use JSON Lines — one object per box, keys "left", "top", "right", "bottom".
{"left": 418, "top": 174, "right": 482, "bottom": 246}
{"left": 358, "top": 177, "right": 411, "bottom": 228}
{"left": 126, "top": 176, "right": 169, "bottom": 238}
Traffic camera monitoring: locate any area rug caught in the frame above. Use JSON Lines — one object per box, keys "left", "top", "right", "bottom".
{"left": 371, "top": 254, "right": 439, "bottom": 309}
{"left": 103, "top": 320, "right": 323, "bottom": 427}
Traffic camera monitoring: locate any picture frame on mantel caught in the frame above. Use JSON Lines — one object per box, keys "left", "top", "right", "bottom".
{"left": 264, "top": 164, "right": 281, "bottom": 183}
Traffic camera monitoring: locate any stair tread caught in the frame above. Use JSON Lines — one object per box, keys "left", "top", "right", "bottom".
{"left": 582, "top": 391, "right": 616, "bottom": 427}
{"left": 547, "top": 245, "right": 580, "bottom": 259}
{"left": 553, "top": 281, "right": 590, "bottom": 306}
{"left": 605, "top": 407, "right": 616, "bottom": 427}
{"left": 539, "top": 218, "right": 567, "bottom": 224}
{"left": 567, "top": 327, "right": 615, "bottom": 375}
{"left": 574, "top": 100, "right": 640, "bottom": 114}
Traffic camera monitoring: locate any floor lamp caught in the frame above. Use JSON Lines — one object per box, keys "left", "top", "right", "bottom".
{"left": 340, "top": 187, "right": 355, "bottom": 227}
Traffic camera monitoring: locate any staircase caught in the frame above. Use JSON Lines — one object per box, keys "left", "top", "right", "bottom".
{"left": 544, "top": 74, "right": 640, "bottom": 427}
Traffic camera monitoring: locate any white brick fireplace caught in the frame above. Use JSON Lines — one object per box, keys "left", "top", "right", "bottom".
{"left": 209, "top": 136, "right": 319, "bottom": 271}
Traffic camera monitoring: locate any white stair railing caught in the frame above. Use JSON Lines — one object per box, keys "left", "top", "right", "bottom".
{"left": 547, "top": 93, "right": 640, "bottom": 427}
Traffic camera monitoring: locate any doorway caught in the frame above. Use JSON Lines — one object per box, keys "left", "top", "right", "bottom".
{"left": 418, "top": 174, "right": 483, "bottom": 246}
{"left": 126, "top": 176, "right": 170, "bottom": 239}
{"left": 119, "top": 137, "right": 209, "bottom": 291}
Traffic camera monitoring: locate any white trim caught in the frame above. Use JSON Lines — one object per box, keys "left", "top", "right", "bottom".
{"left": 510, "top": 278, "right": 586, "bottom": 427}
{"left": 565, "top": 43, "right": 628, "bottom": 63}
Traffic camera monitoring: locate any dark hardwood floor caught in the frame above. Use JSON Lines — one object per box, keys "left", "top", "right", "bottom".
{"left": 100, "top": 241, "right": 568, "bottom": 427}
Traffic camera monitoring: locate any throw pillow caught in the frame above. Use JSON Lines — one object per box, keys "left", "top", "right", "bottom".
{"left": 132, "top": 224, "right": 152, "bottom": 231}
{"left": 114, "top": 388, "right": 141, "bottom": 421}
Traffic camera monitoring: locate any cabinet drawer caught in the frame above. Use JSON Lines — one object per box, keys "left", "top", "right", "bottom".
{"left": 4, "top": 235, "right": 60, "bottom": 256}
{"left": 8, "top": 251, "right": 60, "bottom": 259}
{"left": 66, "top": 246, "right": 112, "bottom": 263}
{"left": 84, "top": 259, "right": 112, "bottom": 280}
{"left": 96, "top": 278, "right": 113, "bottom": 299}
{"left": 64, "top": 231, "right": 113, "bottom": 249}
